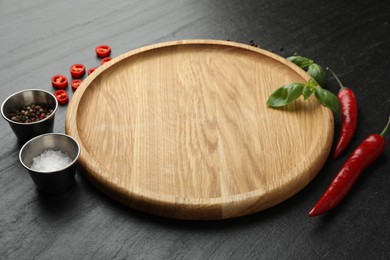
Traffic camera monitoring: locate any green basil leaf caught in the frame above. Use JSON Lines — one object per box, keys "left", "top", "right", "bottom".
{"left": 307, "top": 63, "right": 326, "bottom": 87}
{"left": 303, "top": 85, "right": 316, "bottom": 100}
{"left": 266, "top": 83, "right": 305, "bottom": 107}
{"left": 314, "top": 87, "right": 341, "bottom": 114}
{"left": 287, "top": 56, "right": 314, "bottom": 68}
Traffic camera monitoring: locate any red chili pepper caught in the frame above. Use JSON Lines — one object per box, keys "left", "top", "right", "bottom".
{"left": 70, "top": 64, "right": 86, "bottom": 79}
{"left": 101, "top": 57, "right": 112, "bottom": 65}
{"left": 308, "top": 117, "right": 390, "bottom": 217}
{"left": 71, "top": 79, "right": 82, "bottom": 91}
{"left": 88, "top": 67, "right": 97, "bottom": 75}
{"left": 51, "top": 74, "right": 68, "bottom": 89}
{"left": 54, "top": 90, "right": 69, "bottom": 105}
{"left": 95, "top": 45, "right": 111, "bottom": 58}
{"left": 327, "top": 68, "right": 358, "bottom": 159}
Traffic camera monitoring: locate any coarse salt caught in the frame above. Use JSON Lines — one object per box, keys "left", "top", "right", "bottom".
{"left": 31, "top": 149, "right": 72, "bottom": 172}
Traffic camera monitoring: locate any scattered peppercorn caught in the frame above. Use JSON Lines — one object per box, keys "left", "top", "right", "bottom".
{"left": 249, "top": 40, "right": 258, "bottom": 47}
{"left": 8, "top": 104, "right": 54, "bottom": 123}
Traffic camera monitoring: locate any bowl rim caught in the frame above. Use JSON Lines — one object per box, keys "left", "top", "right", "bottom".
{"left": 1, "top": 89, "right": 58, "bottom": 126}
{"left": 19, "top": 133, "right": 81, "bottom": 173}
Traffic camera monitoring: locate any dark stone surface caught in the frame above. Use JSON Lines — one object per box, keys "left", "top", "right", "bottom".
{"left": 1, "top": 0, "right": 389, "bottom": 259}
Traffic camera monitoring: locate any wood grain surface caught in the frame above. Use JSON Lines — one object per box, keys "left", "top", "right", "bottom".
{"left": 1, "top": 0, "right": 390, "bottom": 259}
{"left": 66, "top": 40, "right": 333, "bottom": 219}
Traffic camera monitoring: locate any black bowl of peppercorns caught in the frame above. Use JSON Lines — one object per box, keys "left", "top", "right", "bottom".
{"left": 1, "top": 89, "right": 58, "bottom": 143}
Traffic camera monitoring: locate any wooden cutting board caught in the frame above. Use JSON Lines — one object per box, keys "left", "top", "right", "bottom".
{"left": 65, "top": 40, "right": 333, "bottom": 220}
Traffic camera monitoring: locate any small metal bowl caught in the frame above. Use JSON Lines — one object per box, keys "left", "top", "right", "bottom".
{"left": 19, "top": 133, "right": 80, "bottom": 194}
{"left": 1, "top": 89, "right": 58, "bottom": 144}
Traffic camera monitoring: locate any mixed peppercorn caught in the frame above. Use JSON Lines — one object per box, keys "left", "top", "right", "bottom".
{"left": 8, "top": 104, "right": 54, "bottom": 123}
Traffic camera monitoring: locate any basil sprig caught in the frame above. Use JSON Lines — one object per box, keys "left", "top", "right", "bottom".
{"left": 267, "top": 56, "right": 341, "bottom": 114}
{"left": 287, "top": 56, "right": 326, "bottom": 88}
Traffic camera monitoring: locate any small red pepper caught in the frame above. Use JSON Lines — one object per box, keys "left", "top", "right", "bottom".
{"left": 309, "top": 116, "right": 390, "bottom": 217}
{"left": 101, "top": 57, "right": 112, "bottom": 65}
{"left": 95, "top": 45, "right": 111, "bottom": 58}
{"left": 327, "top": 68, "right": 358, "bottom": 159}
{"left": 71, "top": 79, "right": 82, "bottom": 91}
{"left": 70, "top": 64, "right": 86, "bottom": 79}
{"left": 51, "top": 74, "right": 68, "bottom": 89}
{"left": 54, "top": 90, "right": 69, "bottom": 105}
{"left": 88, "top": 67, "right": 97, "bottom": 75}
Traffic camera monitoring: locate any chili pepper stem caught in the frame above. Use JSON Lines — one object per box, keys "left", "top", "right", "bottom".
{"left": 380, "top": 116, "right": 390, "bottom": 136}
{"left": 326, "top": 67, "right": 346, "bottom": 90}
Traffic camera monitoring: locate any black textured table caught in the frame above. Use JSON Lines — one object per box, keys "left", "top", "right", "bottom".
{"left": 1, "top": 0, "right": 389, "bottom": 259}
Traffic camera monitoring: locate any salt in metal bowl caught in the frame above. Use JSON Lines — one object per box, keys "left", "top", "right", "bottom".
{"left": 19, "top": 133, "right": 80, "bottom": 194}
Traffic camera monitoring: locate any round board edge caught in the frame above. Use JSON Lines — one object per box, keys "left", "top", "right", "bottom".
{"left": 65, "top": 39, "right": 334, "bottom": 220}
